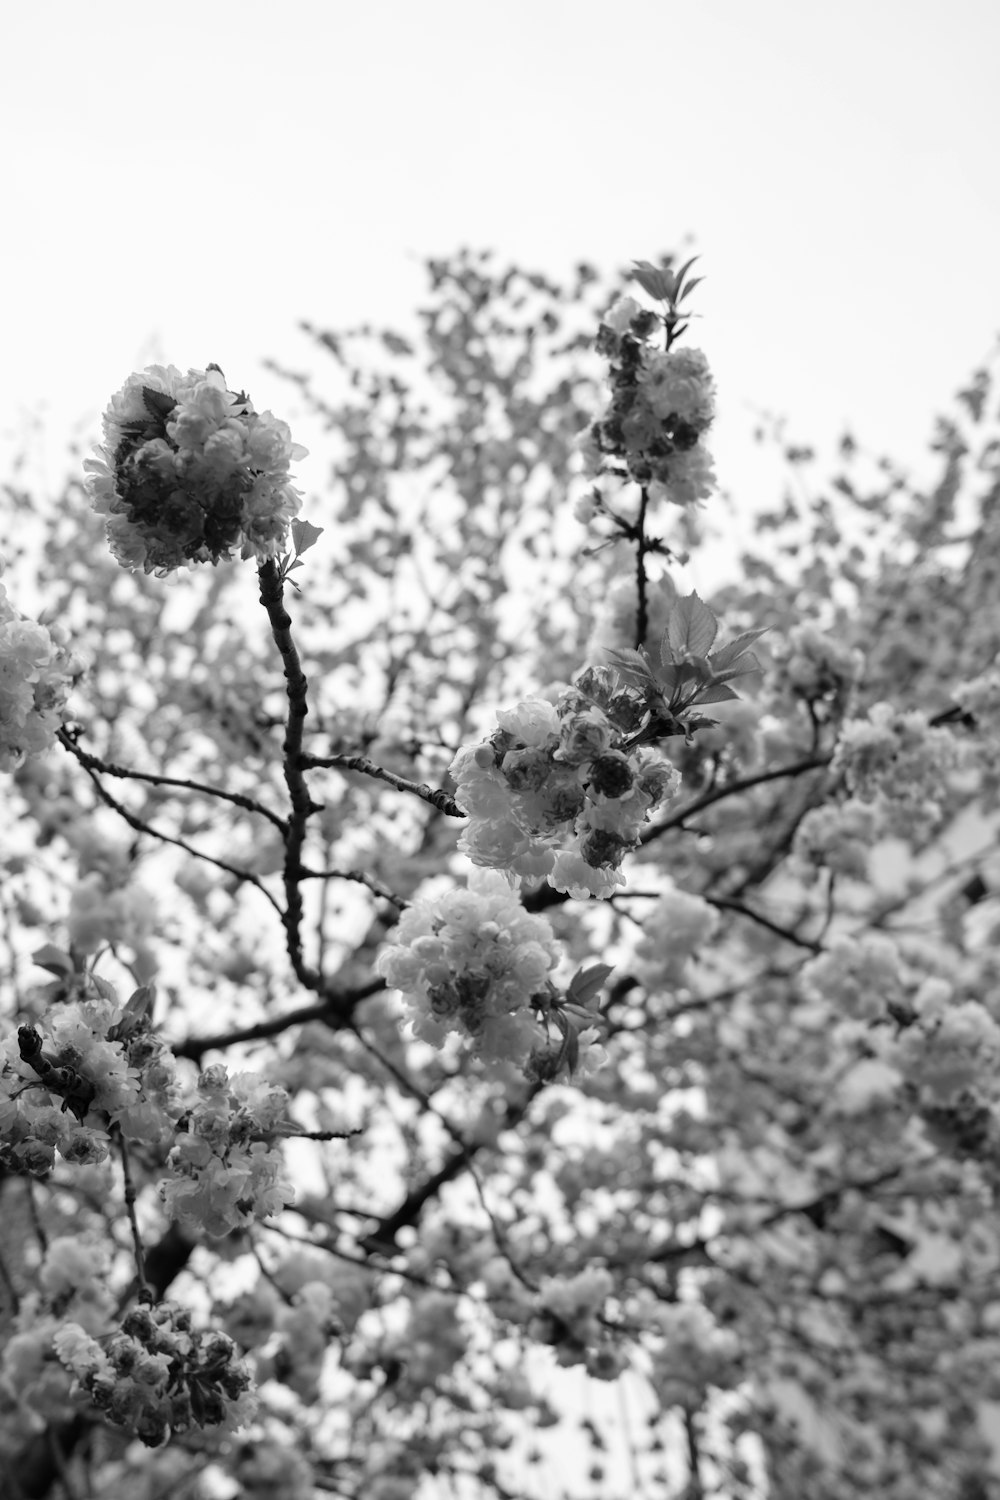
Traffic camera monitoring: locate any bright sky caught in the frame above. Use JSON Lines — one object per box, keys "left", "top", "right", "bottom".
{"left": 3, "top": 0, "right": 998, "bottom": 524}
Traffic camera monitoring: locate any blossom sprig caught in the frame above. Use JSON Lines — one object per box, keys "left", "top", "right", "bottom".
{"left": 451, "top": 686, "right": 681, "bottom": 900}
{"left": 603, "top": 590, "right": 766, "bottom": 743}
{"left": 450, "top": 598, "right": 759, "bottom": 898}
{"left": 377, "top": 870, "right": 609, "bottom": 1074}
{"left": 0, "top": 556, "right": 83, "bottom": 771}
{"left": 54, "top": 1301, "right": 256, "bottom": 1446}
{"left": 578, "top": 262, "right": 716, "bottom": 509}
{"left": 85, "top": 365, "right": 309, "bottom": 574}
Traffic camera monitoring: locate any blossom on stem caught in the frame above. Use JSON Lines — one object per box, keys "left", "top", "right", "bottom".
{"left": 579, "top": 297, "right": 717, "bottom": 508}
{"left": 85, "top": 366, "right": 307, "bottom": 574}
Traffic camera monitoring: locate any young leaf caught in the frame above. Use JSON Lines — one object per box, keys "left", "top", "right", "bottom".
{"left": 667, "top": 593, "right": 719, "bottom": 660}
{"left": 566, "top": 963, "right": 615, "bottom": 1007}
{"left": 631, "top": 261, "right": 677, "bottom": 304}
{"left": 606, "top": 647, "right": 656, "bottom": 690}
{"left": 709, "top": 628, "right": 768, "bottom": 674}
{"left": 291, "top": 518, "right": 324, "bottom": 557}
{"left": 692, "top": 682, "right": 741, "bottom": 705}
{"left": 33, "top": 945, "right": 75, "bottom": 978}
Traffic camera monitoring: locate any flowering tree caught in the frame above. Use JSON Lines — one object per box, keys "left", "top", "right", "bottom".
{"left": 3, "top": 248, "right": 1000, "bottom": 1500}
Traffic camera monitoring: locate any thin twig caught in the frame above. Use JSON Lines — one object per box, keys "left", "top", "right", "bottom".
{"left": 75, "top": 760, "right": 283, "bottom": 914}
{"left": 57, "top": 728, "right": 286, "bottom": 829}
{"left": 301, "top": 751, "right": 466, "bottom": 819}
{"left": 258, "top": 560, "right": 323, "bottom": 989}
{"left": 115, "top": 1127, "right": 149, "bottom": 1297}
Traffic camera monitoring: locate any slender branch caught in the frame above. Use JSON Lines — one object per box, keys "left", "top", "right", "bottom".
{"left": 173, "top": 982, "right": 385, "bottom": 1063}
{"left": 115, "top": 1126, "right": 148, "bottom": 1298}
{"left": 74, "top": 760, "right": 283, "bottom": 914}
{"left": 57, "top": 728, "right": 286, "bottom": 829}
{"left": 706, "top": 895, "right": 822, "bottom": 952}
{"left": 634, "top": 484, "right": 651, "bottom": 647}
{"left": 258, "top": 559, "right": 323, "bottom": 987}
{"left": 685, "top": 1409, "right": 705, "bottom": 1500}
{"left": 301, "top": 752, "right": 466, "bottom": 818}
{"left": 642, "top": 753, "right": 832, "bottom": 843}
{"left": 298, "top": 862, "right": 407, "bottom": 908}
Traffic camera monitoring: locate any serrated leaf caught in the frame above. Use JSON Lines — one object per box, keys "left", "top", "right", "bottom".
{"left": 141, "top": 387, "right": 177, "bottom": 423}
{"left": 693, "top": 682, "right": 741, "bottom": 705}
{"left": 33, "top": 945, "right": 74, "bottom": 977}
{"left": 291, "top": 518, "right": 324, "bottom": 557}
{"left": 673, "top": 255, "right": 700, "bottom": 290}
{"left": 709, "top": 629, "right": 768, "bottom": 672}
{"left": 631, "top": 261, "right": 677, "bottom": 304}
{"left": 567, "top": 963, "right": 615, "bottom": 1006}
{"left": 606, "top": 647, "right": 655, "bottom": 690}
{"left": 676, "top": 276, "right": 704, "bottom": 302}
{"left": 667, "top": 593, "right": 718, "bottom": 659}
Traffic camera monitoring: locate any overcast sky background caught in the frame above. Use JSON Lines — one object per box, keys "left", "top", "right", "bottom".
{"left": 2, "top": 0, "right": 998, "bottom": 545}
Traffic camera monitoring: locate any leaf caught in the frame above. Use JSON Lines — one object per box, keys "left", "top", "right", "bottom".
{"left": 709, "top": 628, "right": 768, "bottom": 673}
{"left": 605, "top": 647, "right": 655, "bottom": 690}
{"left": 291, "top": 518, "right": 324, "bottom": 557}
{"left": 672, "top": 255, "right": 700, "bottom": 291}
{"left": 667, "top": 593, "right": 718, "bottom": 660}
{"left": 676, "top": 276, "right": 704, "bottom": 303}
{"left": 567, "top": 963, "right": 615, "bottom": 1007}
{"left": 692, "top": 682, "right": 741, "bottom": 705}
{"left": 141, "top": 387, "right": 177, "bottom": 423}
{"left": 630, "top": 261, "right": 677, "bottom": 304}
{"left": 33, "top": 945, "right": 74, "bottom": 978}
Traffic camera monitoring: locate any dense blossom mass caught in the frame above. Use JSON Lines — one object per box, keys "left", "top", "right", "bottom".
{"left": 0, "top": 556, "right": 81, "bottom": 771}
{"left": 84, "top": 365, "right": 307, "bottom": 574}
{"left": 3, "top": 249, "right": 1000, "bottom": 1500}
{"left": 450, "top": 683, "right": 681, "bottom": 898}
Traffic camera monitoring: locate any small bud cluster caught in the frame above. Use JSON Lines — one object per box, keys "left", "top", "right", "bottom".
{"left": 578, "top": 293, "right": 716, "bottom": 508}
{"left": 450, "top": 676, "right": 680, "bottom": 899}
{"left": 85, "top": 365, "right": 306, "bottom": 574}
{"left": 0, "top": 558, "right": 82, "bottom": 772}
{"left": 54, "top": 1301, "right": 255, "bottom": 1447}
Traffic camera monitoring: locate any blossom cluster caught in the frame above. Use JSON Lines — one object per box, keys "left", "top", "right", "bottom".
{"left": 578, "top": 294, "right": 717, "bottom": 508}
{"left": 0, "top": 987, "right": 172, "bottom": 1172}
{"left": 54, "top": 1301, "right": 256, "bottom": 1446}
{"left": 833, "top": 702, "right": 963, "bottom": 838}
{"left": 0, "top": 1235, "right": 116, "bottom": 1433}
{"left": 633, "top": 883, "right": 720, "bottom": 989}
{"left": 782, "top": 621, "right": 864, "bottom": 704}
{"left": 450, "top": 675, "right": 681, "bottom": 899}
{"left": 377, "top": 868, "right": 562, "bottom": 1068}
{"left": 644, "top": 1300, "right": 741, "bottom": 1410}
{"left": 85, "top": 365, "right": 306, "bottom": 574}
{"left": 531, "top": 1267, "right": 626, "bottom": 1378}
{"left": 160, "top": 1064, "right": 296, "bottom": 1237}
{"left": 793, "top": 798, "right": 882, "bottom": 880}
{"left": 0, "top": 557, "right": 81, "bottom": 772}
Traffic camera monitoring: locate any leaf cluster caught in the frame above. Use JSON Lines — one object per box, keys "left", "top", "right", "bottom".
{"left": 606, "top": 592, "right": 765, "bottom": 742}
